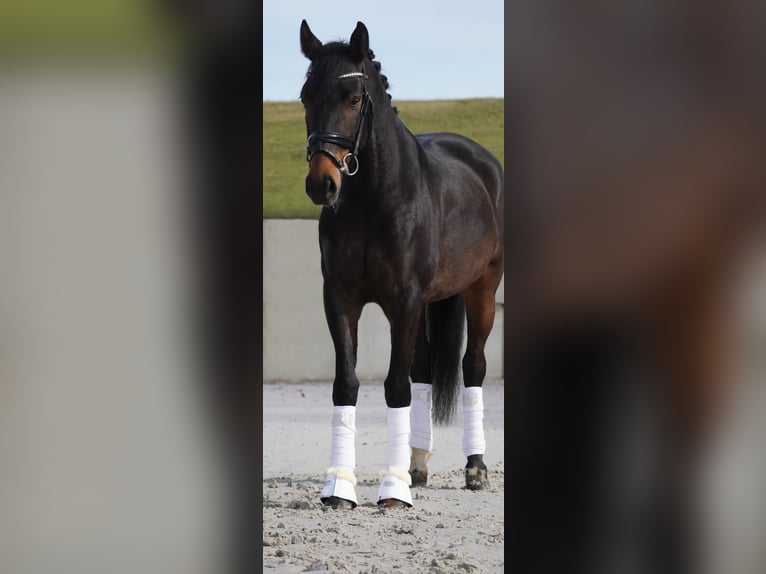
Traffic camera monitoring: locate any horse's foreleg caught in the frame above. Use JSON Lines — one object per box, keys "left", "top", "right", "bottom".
{"left": 409, "top": 307, "right": 433, "bottom": 487}
{"left": 461, "top": 270, "right": 501, "bottom": 490}
{"left": 378, "top": 296, "right": 422, "bottom": 507}
{"left": 320, "top": 284, "right": 362, "bottom": 509}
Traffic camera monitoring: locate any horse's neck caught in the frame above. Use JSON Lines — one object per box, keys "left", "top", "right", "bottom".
{"left": 358, "top": 115, "right": 422, "bottom": 197}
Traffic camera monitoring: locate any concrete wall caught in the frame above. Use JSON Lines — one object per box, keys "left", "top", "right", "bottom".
{"left": 0, "top": 71, "right": 224, "bottom": 573}
{"left": 263, "top": 220, "right": 504, "bottom": 381}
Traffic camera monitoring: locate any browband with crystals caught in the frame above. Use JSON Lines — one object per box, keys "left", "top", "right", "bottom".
{"left": 337, "top": 72, "right": 368, "bottom": 80}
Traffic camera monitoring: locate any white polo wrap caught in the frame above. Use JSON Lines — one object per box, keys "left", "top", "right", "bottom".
{"left": 385, "top": 406, "right": 411, "bottom": 470}
{"left": 409, "top": 382, "right": 433, "bottom": 451}
{"left": 462, "top": 386, "right": 486, "bottom": 456}
{"left": 329, "top": 405, "right": 356, "bottom": 470}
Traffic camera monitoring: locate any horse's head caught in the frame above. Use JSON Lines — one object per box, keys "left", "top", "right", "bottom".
{"left": 300, "top": 20, "right": 372, "bottom": 206}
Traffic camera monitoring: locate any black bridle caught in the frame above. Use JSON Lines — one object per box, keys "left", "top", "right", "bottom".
{"left": 306, "top": 68, "right": 373, "bottom": 177}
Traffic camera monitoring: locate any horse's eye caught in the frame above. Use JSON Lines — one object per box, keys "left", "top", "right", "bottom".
{"left": 350, "top": 96, "right": 361, "bottom": 108}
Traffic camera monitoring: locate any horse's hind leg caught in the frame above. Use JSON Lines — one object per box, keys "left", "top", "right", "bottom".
{"left": 461, "top": 264, "right": 502, "bottom": 490}
{"left": 409, "top": 307, "right": 432, "bottom": 487}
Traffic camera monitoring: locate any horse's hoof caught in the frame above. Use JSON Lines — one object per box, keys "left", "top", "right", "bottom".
{"left": 321, "top": 496, "right": 355, "bottom": 509}
{"left": 409, "top": 447, "right": 431, "bottom": 487}
{"left": 377, "top": 498, "right": 410, "bottom": 509}
{"left": 465, "top": 466, "right": 490, "bottom": 490}
{"left": 409, "top": 468, "right": 428, "bottom": 487}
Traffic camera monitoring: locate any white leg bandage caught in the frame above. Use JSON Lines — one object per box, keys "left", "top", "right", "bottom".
{"left": 378, "top": 406, "right": 413, "bottom": 505}
{"left": 385, "top": 406, "right": 411, "bottom": 470}
{"left": 329, "top": 405, "right": 357, "bottom": 470}
{"left": 321, "top": 405, "right": 358, "bottom": 505}
{"left": 462, "top": 387, "right": 486, "bottom": 457}
{"left": 409, "top": 383, "right": 433, "bottom": 451}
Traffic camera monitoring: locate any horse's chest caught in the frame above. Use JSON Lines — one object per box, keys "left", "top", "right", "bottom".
{"left": 321, "top": 236, "right": 365, "bottom": 278}
{"left": 320, "top": 230, "right": 417, "bottom": 296}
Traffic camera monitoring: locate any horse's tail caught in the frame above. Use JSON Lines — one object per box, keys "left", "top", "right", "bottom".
{"left": 426, "top": 294, "right": 466, "bottom": 425}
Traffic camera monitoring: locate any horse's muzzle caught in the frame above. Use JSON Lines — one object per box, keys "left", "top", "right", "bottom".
{"left": 306, "top": 174, "right": 338, "bottom": 206}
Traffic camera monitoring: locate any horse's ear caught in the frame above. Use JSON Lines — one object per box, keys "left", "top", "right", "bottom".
{"left": 300, "top": 19, "right": 322, "bottom": 60}
{"left": 349, "top": 21, "right": 369, "bottom": 62}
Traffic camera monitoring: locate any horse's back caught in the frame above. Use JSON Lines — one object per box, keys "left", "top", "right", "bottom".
{"left": 411, "top": 132, "right": 504, "bottom": 301}
{"left": 416, "top": 132, "right": 504, "bottom": 214}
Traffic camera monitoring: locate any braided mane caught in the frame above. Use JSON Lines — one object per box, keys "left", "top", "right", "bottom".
{"left": 367, "top": 49, "right": 398, "bottom": 115}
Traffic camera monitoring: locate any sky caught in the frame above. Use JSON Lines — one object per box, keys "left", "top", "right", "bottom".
{"left": 263, "top": 0, "right": 504, "bottom": 102}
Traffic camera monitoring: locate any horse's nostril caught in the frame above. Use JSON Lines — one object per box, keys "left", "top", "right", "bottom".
{"left": 306, "top": 174, "right": 338, "bottom": 205}
{"left": 324, "top": 176, "right": 336, "bottom": 197}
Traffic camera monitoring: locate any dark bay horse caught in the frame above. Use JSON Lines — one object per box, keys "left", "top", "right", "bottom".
{"left": 298, "top": 20, "right": 503, "bottom": 509}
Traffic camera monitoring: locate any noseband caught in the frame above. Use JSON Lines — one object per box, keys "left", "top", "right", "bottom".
{"left": 306, "top": 69, "right": 372, "bottom": 177}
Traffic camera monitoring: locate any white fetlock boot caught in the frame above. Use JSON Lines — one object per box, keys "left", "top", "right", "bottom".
{"left": 321, "top": 467, "right": 358, "bottom": 507}
{"left": 378, "top": 467, "right": 413, "bottom": 507}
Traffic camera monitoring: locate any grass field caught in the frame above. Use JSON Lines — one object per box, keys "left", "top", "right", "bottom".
{"left": 263, "top": 98, "right": 504, "bottom": 219}
{"left": 0, "top": 0, "right": 175, "bottom": 63}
